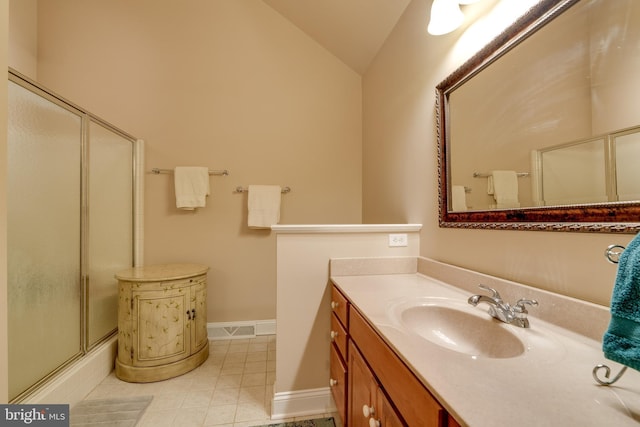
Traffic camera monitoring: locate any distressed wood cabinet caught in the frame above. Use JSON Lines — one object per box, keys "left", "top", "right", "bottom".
{"left": 116, "top": 264, "right": 209, "bottom": 382}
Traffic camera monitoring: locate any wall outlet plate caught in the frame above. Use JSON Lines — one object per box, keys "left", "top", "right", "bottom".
{"left": 388, "top": 233, "right": 408, "bottom": 247}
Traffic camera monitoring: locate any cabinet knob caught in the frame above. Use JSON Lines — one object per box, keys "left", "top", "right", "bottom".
{"left": 369, "top": 418, "right": 381, "bottom": 427}
{"left": 362, "top": 405, "right": 375, "bottom": 418}
{"left": 186, "top": 310, "right": 192, "bottom": 320}
{"left": 331, "top": 301, "right": 339, "bottom": 310}
{"left": 329, "top": 378, "right": 338, "bottom": 387}
{"left": 330, "top": 330, "right": 339, "bottom": 341}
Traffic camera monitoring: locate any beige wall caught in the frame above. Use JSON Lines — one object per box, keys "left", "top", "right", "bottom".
{"left": 1, "top": 0, "right": 9, "bottom": 405}
{"left": 29, "top": 0, "right": 362, "bottom": 322}
{"left": 362, "top": 0, "right": 632, "bottom": 306}
{"left": 8, "top": 0, "right": 36, "bottom": 78}
{"left": 273, "top": 227, "right": 420, "bottom": 416}
{"left": 590, "top": 0, "right": 640, "bottom": 134}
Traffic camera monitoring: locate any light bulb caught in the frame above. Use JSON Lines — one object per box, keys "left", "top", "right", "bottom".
{"left": 428, "top": 0, "right": 464, "bottom": 36}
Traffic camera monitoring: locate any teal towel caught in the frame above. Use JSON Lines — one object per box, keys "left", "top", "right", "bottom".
{"left": 603, "top": 232, "right": 640, "bottom": 371}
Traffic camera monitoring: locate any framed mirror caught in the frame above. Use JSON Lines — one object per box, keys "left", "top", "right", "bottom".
{"left": 437, "top": 0, "right": 640, "bottom": 233}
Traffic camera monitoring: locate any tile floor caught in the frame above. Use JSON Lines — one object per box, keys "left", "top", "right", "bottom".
{"left": 83, "top": 336, "right": 336, "bottom": 427}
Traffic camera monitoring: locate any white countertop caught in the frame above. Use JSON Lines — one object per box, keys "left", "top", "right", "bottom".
{"left": 331, "top": 271, "right": 640, "bottom": 427}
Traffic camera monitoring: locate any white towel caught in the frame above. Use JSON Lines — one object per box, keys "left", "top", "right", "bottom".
{"left": 488, "top": 170, "right": 520, "bottom": 208}
{"left": 248, "top": 185, "right": 281, "bottom": 228}
{"left": 174, "top": 166, "right": 210, "bottom": 210}
{"left": 451, "top": 185, "right": 468, "bottom": 211}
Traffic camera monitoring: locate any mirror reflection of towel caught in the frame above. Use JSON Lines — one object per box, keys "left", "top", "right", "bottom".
{"left": 488, "top": 170, "right": 520, "bottom": 208}
{"left": 451, "top": 185, "right": 468, "bottom": 211}
{"left": 248, "top": 185, "right": 281, "bottom": 229}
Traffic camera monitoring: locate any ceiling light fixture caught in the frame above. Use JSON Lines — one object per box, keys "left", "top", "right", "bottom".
{"left": 428, "top": 0, "right": 464, "bottom": 35}
{"left": 428, "top": 0, "right": 482, "bottom": 36}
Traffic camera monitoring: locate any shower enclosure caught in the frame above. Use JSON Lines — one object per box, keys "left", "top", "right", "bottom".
{"left": 531, "top": 125, "right": 640, "bottom": 206}
{"left": 7, "top": 70, "right": 142, "bottom": 401}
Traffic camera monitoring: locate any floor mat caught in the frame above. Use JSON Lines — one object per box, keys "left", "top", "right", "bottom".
{"left": 254, "top": 417, "right": 336, "bottom": 427}
{"left": 70, "top": 395, "right": 152, "bottom": 426}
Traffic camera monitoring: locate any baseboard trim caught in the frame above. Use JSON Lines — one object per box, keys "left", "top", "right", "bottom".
{"left": 271, "top": 387, "right": 337, "bottom": 420}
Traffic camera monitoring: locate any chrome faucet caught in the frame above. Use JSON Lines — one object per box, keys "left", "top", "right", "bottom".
{"left": 468, "top": 284, "right": 538, "bottom": 328}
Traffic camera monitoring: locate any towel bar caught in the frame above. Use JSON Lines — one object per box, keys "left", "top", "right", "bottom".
{"left": 234, "top": 186, "right": 291, "bottom": 194}
{"left": 473, "top": 172, "right": 529, "bottom": 178}
{"left": 151, "top": 168, "right": 229, "bottom": 176}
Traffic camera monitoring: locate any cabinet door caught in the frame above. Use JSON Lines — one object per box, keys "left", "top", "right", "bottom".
{"left": 132, "top": 287, "right": 190, "bottom": 366}
{"left": 348, "top": 341, "right": 378, "bottom": 427}
{"left": 191, "top": 279, "right": 208, "bottom": 351}
{"left": 376, "top": 390, "right": 405, "bottom": 427}
{"left": 447, "top": 414, "right": 462, "bottom": 427}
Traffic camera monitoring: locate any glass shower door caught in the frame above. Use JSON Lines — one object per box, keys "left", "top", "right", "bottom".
{"left": 614, "top": 130, "right": 640, "bottom": 202}
{"left": 7, "top": 81, "right": 83, "bottom": 400}
{"left": 87, "top": 120, "right": 133, "bottom": 347}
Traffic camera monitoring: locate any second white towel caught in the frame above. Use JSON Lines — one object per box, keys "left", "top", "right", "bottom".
{"left": 248, "top": 185, "right": 281, "bottom": 228}
{"left": 174, "top": 166, "right": 210, "bottom": 210}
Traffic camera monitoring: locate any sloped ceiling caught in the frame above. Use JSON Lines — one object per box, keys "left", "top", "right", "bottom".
{"left": 263, "top": 0, "right": 411, "bottom": 75}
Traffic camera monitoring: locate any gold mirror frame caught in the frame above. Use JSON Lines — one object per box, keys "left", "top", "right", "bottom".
{"left": 436, "top": 0, "right": 640, "bottom": 233}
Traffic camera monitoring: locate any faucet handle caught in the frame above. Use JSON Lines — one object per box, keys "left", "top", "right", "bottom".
{"left": 478, "top": 284, "right": 502, "bottom": 301}
{"left": 514, "top": 298, "right": 538, "bottom": 314}
{"left": 512, "top": 299, "right": 538, "bottom": 328}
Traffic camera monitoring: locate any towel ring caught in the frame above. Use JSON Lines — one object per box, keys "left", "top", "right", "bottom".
{"left": 593, "top": 364, "right": 628, "bottom": 386}
{"left": 593, "top": 243, "right": 629, "bottom": 386}
{"left": 605, "top": 244, "right": 626, "bottom": 264}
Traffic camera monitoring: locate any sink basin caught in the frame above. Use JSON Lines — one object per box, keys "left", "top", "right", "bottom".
{"left": 394, "top": 299, "right": 525, "bottom": 359}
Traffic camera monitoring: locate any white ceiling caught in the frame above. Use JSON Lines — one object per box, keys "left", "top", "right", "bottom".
{"left": 263, "top": 0, "right": 412, "bottom": 75}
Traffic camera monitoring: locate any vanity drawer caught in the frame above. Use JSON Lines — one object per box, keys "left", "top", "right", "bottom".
{"left": 331, "top": 285, "right": 349, "bottom": 328}
{"left": 331, "top": 313, "right": 348, "bottom": 357}
{"left": 330, "top": 344, "right": 348, "bottom": 424}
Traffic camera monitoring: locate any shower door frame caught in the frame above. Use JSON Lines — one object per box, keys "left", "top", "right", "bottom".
{"left": 8, "top": 69, "right": 140, "bottom": 402}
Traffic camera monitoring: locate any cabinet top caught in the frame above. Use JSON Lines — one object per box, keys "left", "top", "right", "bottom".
{"left": 115, "top": 263, "right": 209, "bottom": 282}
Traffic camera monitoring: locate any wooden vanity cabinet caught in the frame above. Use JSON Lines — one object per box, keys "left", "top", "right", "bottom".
{"left": 349, "top": 340, "right": 404, "bottom": 427}
{"left": 349, "top": 307, "right": 447, "bottom": 426}
{"left": 331, "top": 281, "right": 461, "bottom": 427}
{"left": 330, "top": 286, "right": 350, "bottom": 423}
{"left": 116, "top": 264, "right": 210, "bottom": 383}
